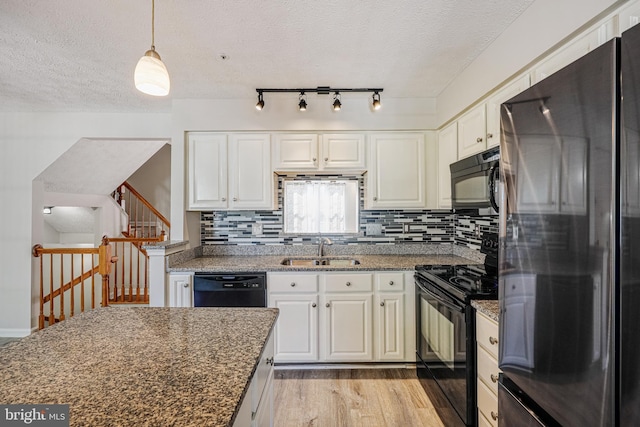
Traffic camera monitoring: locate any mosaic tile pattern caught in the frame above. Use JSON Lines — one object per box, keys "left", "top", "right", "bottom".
{"left": 200, "top": 172, "right": 498, "bottom": 251}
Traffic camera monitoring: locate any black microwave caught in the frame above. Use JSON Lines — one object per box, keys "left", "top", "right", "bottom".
{"left": 450, "top": 146, "right": 500, "bottom": 215}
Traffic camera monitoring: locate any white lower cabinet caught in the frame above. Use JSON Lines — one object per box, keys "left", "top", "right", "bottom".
{"left": 234, "top": 331, "right": 275, "bottom": 427}
{"left": 168, "top": 273, "right": 193, "bottom": 307}
{"left": 476, "top": 310, "right": 500, "bottom": 427}
{"left": 268, "top": 271, "right": 414, "bottom": 363}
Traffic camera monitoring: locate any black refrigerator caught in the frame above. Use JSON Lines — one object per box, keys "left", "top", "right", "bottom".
{"left": 497, "top": 23, "right": 640, "bottom": 426}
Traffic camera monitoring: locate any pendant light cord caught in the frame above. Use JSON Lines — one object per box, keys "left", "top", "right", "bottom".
{"left": 151, "top": 0, "right": 155, "bottom": 50}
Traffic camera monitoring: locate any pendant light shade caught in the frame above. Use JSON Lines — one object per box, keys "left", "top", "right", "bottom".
{"left": 135, "top": 0, "right": 170, "bottom": 96}
{"left": 135, "top": 49, "right": 170, "bottom": 96}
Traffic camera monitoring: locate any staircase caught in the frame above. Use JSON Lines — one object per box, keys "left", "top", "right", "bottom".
{"left": 34, "top": 183, "right": 170, "bottom": 328}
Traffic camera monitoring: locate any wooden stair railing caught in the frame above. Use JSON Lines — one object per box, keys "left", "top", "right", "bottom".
{"left": 107, "top": 235, "right": 164, "bottom": 304}
{"left": 113, "top": 182, "right": 170, "bottom": 240}
{"left": 33, "top": 236, "right": 116, "bottom": 330}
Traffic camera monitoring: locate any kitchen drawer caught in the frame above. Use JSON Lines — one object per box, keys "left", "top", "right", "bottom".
{"left": 269, "top": 273, "right": 318, "bottom": 293}
{"left": 324, "top": 273, "right": 373, "bottom": 292}
{"left": 376, "top": 272, "right": 405, "bottom": 292}
{"left": 476, "top": 311, "right": 499, "bottom": 359}
{"left": 477, "top": 344, "right": 500, "bottom": 396}
{"left": 478, "top": 410, "right": 494, "bottom": 427}
{"left": 251, "top": 331, "right": 275, "bottom": 413}
{"left": 477, "top": 378, "right": 499, "bottom": 427}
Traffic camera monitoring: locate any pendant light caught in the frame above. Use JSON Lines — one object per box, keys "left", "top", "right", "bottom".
{"left": 134, "top": 0, "right": 170, "bottom": 96}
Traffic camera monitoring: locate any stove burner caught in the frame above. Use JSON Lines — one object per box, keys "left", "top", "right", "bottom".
{"left": 449, "top": 275, "right": 480, "bottom": 290}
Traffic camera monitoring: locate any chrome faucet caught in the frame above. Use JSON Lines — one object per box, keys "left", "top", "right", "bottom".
{"left": 318, "top": 237, "right": 332, "bottom": 257}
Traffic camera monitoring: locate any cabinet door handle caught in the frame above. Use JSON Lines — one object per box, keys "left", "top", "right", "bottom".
{"left": 345, "top": 282, "right": 351, "bottom": 287}
{"left": 373, "top": 197, "right": 378, "bottom": 201}
{"left": 182, "top": 283, "right": 189, "bottom": 288}
{"left": 491, "top": 411, "right": 498, "bottom": 421}
{"left": 324, "top": 157, "right": 329, "bottom": 162}
{"left": 389, "top": 281, "right": 394, "bottom": 286}
{"left": 487, "top": 133, "right": 493, "bottom": 139}
{"left": 290, "top": 282, "right": 296, "bottom": 287}
{"left": 312, "top": 157, "right": 317, "bottom": 162}
{"left": 380, "top": 302, "right": 385, "bottom": 307}
{"left": 233, "top": 197, "right": 238, "bottom": 201}
{"left": 312, "top": 303, "right": 317, "bottom": 308}
{"left": 490, "top": 374, "right": 498, "bottom": 383}
{"left": 221, "top": 197, "right": 226, "bottom": 202}
{"left": 489, "top": 336, "right": 498, "bottom": 345}
{"left": 476, "top": 137, "right": 483, "bottom": 143}
{"left": 325, "top": 303, "right": 330, "bottom": 308}
{"left": 265, "top": 357, "right": 274, "bottom": 366}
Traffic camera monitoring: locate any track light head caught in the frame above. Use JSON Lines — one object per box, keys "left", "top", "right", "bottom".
{"left": 298, "top": 92, "right": 307, "bottom": 111}
{"left": 333, "top": 92, "right": 341, "bottom": 111}
{"left": 256, "top": 92, "right": 264, "bottom": 111}
{"left": 372, "top": 91, "right": 381, "bottom": 110}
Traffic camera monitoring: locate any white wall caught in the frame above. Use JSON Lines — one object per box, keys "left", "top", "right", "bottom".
{"left": 125, "top": 144, "right": 171, "bottom": 222}
{"left": 436, "top": 0, "right": 621, "bottom": 126}
{"left": 0, "top": 112, "right": 171, "bottom": 336}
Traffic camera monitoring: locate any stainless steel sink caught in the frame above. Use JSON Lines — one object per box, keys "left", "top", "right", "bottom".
{"left": 279, "top": 258, "right": 360, "bottom": 266}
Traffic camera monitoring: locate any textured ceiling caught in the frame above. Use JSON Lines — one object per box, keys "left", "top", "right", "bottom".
{"left": 44, "top": 206, "right": 96, "bottom": 234}
{"left": 0, "top": 0, "right": 535, "bottom": 113}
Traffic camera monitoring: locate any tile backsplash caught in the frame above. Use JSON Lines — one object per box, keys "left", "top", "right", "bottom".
{"left": 200, "top": 173, "right": 498, "bottom": 252}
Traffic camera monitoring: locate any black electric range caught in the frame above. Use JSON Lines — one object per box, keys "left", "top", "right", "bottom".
{"left": 415, "top": 233, "right": 499, "bottom": 426}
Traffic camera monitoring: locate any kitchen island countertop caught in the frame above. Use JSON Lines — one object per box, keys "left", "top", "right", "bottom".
{"left": 472, "top": 299, "right": 499, "bottom": 322}
{"left": 0, "top": 307, "right": 278, "bottom": 426}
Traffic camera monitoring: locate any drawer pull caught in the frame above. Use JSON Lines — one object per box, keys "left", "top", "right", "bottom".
{"left": 265, "top": 357, "right": 274, "bottom": 366}
{"left": 489, "top": 336, "right": 498, "bottom": 345}
{"left": 182, "top": 282, "right": 189, "bottom": 288}
{"left": 346, "top": 282, "right": 351, "bottom": 287}
{"left": 491, "top": 411, "right": 498, "bottom": 421}
{"left": 389, "top": 281, "right": 394, "bottom": 286}
{"left": 380, "top": 302, "right": 385, "bottom": 307}
{"left": 490, "top": 374, "right": 498, "bottom": 383}
{"left": 290, "top": 282, "right": 296, "bottom": 287}
{"left": 312, "top": 303, "right": 317, "bottom": 308}
{"left": 326, "top": 303, "right": 330, "bottom": 308}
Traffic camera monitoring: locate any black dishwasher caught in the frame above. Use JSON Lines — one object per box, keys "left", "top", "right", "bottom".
{"left": 193, "top": 273, "right": 266, "bottom": 307}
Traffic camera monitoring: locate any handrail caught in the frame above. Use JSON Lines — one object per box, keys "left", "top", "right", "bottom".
{"left": 115, "top": 182, "right": 170, "bottom": 239}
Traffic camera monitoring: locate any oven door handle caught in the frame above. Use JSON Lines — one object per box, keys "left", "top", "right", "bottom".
{"left": 417, "top": 282, "right": 465, "bottom": 313}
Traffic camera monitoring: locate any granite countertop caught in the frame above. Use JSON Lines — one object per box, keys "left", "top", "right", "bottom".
{"left": 472, "top": 300, "right": 500, "bottom": 322}
{"left": 168, "top": 254, "right": 476, "bottom": 273}
{"left": 0, "top": 307, "right": 278, "bottom": 427}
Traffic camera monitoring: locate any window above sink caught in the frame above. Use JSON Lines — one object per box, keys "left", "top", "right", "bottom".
{"left": 283, "top": 179, "right": 359, "bottom": 234}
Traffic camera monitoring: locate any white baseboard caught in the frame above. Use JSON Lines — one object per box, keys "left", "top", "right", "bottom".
{"left": 0, "top": 328, "right": 33, "bottom": 338}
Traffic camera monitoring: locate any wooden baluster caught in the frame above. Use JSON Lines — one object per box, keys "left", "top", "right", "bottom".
{"left": 120, "top": 242, "right": 126, "bottom": 302}
{"left": 59, "top": 255, "right": 65, "bottom": 321}
{"left": 91, "top": 255, "right": 96, "bottom": 309}
{"left": 113, "top": 243, "right": 118, "bottom": 302}
{"left": 136, "top": 242, "right": 141, "bottom": 302}
{"left": 80, "top": 254, "right": 85, "bottom": 313}
{"left": 129, "top": 241, "right": 133, "bottom": 301}
{"left": 49, "top": 254, "right": 54, "bottom": 326}
{"left": 70, "top": 254, "right": 75, "bottom": 318}
{"left": 144, "top": 251, "right": 149, "bottom": 302}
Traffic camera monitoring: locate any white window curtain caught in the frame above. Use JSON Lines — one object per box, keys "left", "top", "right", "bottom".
{"left": 284, "top": 180, "right": 358, "bottom": 234}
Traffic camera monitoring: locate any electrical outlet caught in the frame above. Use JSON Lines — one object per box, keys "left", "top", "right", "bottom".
{"left": 365, "top": 223, "right": 383, "bottom": 236}
{"left": 251, "top": 223, "right": 263, "bottom": 236}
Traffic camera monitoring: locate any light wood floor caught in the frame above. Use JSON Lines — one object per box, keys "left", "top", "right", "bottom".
{"left": 273, "top": 368, "right": 445, "bottom": 427}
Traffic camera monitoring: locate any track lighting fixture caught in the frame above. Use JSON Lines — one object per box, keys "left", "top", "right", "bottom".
{"left": 255, "top": 91, "right": 264, "bottom": 110}
{"left": 298, "top": 92, "right": 307, "bottom": 111}
{"left": 254, "top": 86, "right": 383, "bottom": 111}
{"left": 372, "top": 91, "right": 382, "bottom": 110}
{"left": 333, "top": 92, "right": 342, "bottom": 111}
{"left": 134, "top": 0, "right": 170, "bottom": 96}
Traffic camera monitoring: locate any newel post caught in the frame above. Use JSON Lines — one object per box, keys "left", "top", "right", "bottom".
{"left": 98, "top": 236, "right": 118, "bottom": 307}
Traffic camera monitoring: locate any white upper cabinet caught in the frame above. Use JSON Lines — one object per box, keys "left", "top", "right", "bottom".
{"left": 187, "top": 132, "right": 272, "bottom": 211}
{"left": 485, "top": 75, "right": 531, "bottom": 149}
{"left": 367, "top": 133, "right": 426, "bottom": 209}
{"left": 532, "top": 18, "right": 615, "bottom": 84}
{"left": 320, "top": 133, "right": 366, "bottom": 169}
{"left": 618, "top": 0, "right": 640, "bottom": 33}
{"left": 437, "top": 122, "right": 458, "bottom": 209}
{"left": 457, "top": 104, "right": 487, "bottom": 159}
{"left": 272, "top": 133, "right": 365, "bottom": 171}
{"left": 228, "top": 134, "right": 273, "bottom": 209}
{"left": 188, "top": 133, "right": 228, "bottom": 210}
{"left": 272, "top": 133, "right": 319, "bottom": 170}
